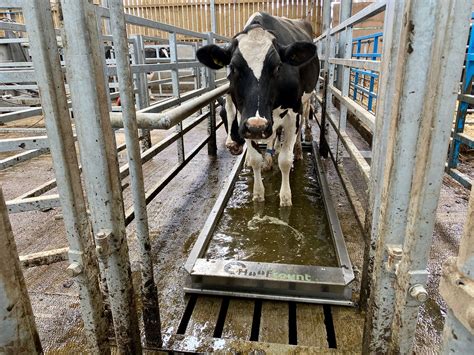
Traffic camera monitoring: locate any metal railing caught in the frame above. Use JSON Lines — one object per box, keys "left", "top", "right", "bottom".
{"left": 0, "top": 0, "right": 230, "bottom": 351}
{"left": 447, "top": 13, "right": 474, "bottom": 189}
{"left": 351, "top": 32, "right": 382, "bottom": 113}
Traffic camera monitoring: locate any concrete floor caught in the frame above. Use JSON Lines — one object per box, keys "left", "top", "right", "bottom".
{"left": 0, "top": 112, "right": 469, "bottom": 353}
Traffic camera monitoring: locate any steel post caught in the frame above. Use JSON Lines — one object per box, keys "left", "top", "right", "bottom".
{"left": 60, "top": 1, "right": 142, "bottom": 352}
{"left": 109, "top": 2, "right": 162, "bottom": 348}
{"left": 336, "top": 0, "right": 351, "bottom": 90}
{"left": 22, "top": 1, "right": 110, "bottom": 352}
{"left": 360, "top": 0, "right": 405, "bottom": 309}
{"left": 169, "top": 32, "right": 185, "bottom": 164}
{"left": 363, "top": 0, "right": 470, "bottom": 353}
{"left": 0, "top": 188, "right": 42, "bottom": 354}
{"left": 132, "top": 35, "right": 152, "bottom": 150}
{"left": 206, "top": 33, "right": 217, "bottom": 156}
{"left": 210, "top": 0, "right": 217, "bottom": 34}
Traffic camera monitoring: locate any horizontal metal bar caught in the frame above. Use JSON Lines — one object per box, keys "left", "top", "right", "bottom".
{"left": 447, "top": 168, "right": 472, "bottom": 189}
{"left": 110, "top": 83, "right": 229, "bottom": 129}
{"left": 0, "top": 148, "right": 49, "bottom": 170}
{"left": 0, "top": 0, "right": 23, "bottom": 7}
{"left": 7, "top": 195, "right": 61, "bottom": 213}
{"left": 326, "top": 109, "right": 370, "bottom": 182}
{"left": 352, "top": 32, "right": 384, "bottom": 42}
{"left": 19, "top": 247, "right": 69, "bottom": 269}
{"left": 0, "top": 85, "right": 39, "bottom": 90}
{"left": 458, "top": 93, "right": 474, "bottom": 105}
{"left": 329, "top": 58, "right": 381, "bottom": 72}
{"left": 106, "top": 62, "right": 202, "bottom": 76}
{"left": 455, "top": 132, "right": 474, "bottom": 148}
{"left": 183, "top": 287, "right": 355, "bottom": 306}
{"left": 314, "top": 29, "right": 329, "bottom": 43}
{"left": 350, "top": 68, "right": 379, "bottom": 78}
{"left": 352, "top": 53, "right": 381, "bottom": 58}
{"left": 330, "top": 0, "right": 386, "bottom": 35}
{"left": 0, "top": 136, "right": 50, "bottom": 152}
{"left": 351, "top": 83, "right": 377, "bottom": 98}
{"left": 0, "top": 21, "right": 27, "bottom": 32}
{"left": 96, "top": 6, "right": 208, "bottom": 39}
{"left": 329, "top": 85, "right": 375, "bottom": 132}
{"left": 0, "top": 70, "right": 36, "bottom": 83}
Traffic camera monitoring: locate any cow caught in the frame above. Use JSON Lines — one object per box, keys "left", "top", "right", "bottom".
{"left": 197, "top": 12, "right": 319, "bottom": 206}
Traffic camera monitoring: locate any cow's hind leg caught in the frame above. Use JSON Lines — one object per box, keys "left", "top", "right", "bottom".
{"left": 246, "top": 139, "right": 265, "bottom": 202}
{"left": 278, "top": 112, "right": 298, "bottom": 207}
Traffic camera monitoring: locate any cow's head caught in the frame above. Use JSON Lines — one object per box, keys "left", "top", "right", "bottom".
{"left": 197, "top": 26, "right": 316, "bottom": 143}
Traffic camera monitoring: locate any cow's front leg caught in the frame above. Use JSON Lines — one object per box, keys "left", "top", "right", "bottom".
{"left": 246, "top": 139, "right": 265, "bottom": 202}
{"left": 262, "top": 134, "right": 276, "bottom": 172}
{"left": 278, "top": 113, "right": 298, "bottom": 207}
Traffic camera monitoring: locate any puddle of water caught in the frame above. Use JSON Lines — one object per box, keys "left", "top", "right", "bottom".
{"left": 206, "top": 151, "right": 338, "bottom": 267}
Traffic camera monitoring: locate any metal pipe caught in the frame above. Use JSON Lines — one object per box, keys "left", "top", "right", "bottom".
{"left": 60, "top": 1, "right": 141, "bottom": 352}
{"left": 108, "top": 1, "right": 161, "bottom": 347}
{"left": 109, "top": 83, "right": 229, "bottom": 129}
{"left": 22, "top": 1, "right": 110, "bottom": 352}
{"left": 0, "top": 188, "right": 42, "bottom": 354}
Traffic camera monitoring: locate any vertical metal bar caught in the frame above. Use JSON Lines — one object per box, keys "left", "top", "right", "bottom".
{"left": 22, "top": 2, "right": 110, "bottom": 352}
{"left": 206, "top": 33, "right": 217, "bottom": 156}
{"left": 108, "top": 2, "right": 162, "bottom": 348}
{"left": 0, "top": 189, "right": 42, "bottom": 354}
{"left": 210, "top": 0, "right": 217, "bottom": 34}
{"left": 336, "top": 0, "right": 351, "bottom": 90}
{"left": 336, "top": 25, "right": 352, "bottom": 163}
{"left": 363, "top": 0, "right": 470, "bottom": 353}
{"left": 95, "top": 9, "right": 112, "bottom": 113}
{"left": 352, "top": 39, "right": 361, "bottom": 100}
{"left": 60, "top": 1, "right": 142, "bottom": 352}
{"left": 133, "top": 35, "right": 152, "bottom": 150}
{"left": 367, "top": 35, "right": 378, "bottom": 111}
{"left": 169, "top": 32, "right": 185, "bottom": 164}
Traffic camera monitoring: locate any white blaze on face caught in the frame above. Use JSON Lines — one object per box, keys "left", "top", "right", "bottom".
{"left": 237, "top": 28, "right": 275, "bottom": 81}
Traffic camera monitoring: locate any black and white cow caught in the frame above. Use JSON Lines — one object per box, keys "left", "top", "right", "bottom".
{"left": 197, "top": 12, "right": 319, "bottom": 206}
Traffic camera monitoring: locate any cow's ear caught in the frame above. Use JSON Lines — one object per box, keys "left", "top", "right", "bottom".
{"left": 197, "top": 45, "right": 231, "bottom": 69}
{"left": 280, "top": 42, "right": 316, "bottom": 66}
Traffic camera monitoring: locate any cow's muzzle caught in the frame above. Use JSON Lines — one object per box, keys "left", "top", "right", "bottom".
{"left": 242, "top": 117, "right": 272, "bottom": 139}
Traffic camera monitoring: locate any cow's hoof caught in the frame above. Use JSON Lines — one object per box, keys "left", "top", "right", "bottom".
{"left": 226, "top": 142, "right": 243, "bottom": 155}
{"left": 280, "top": 194, "right": 292, "bottom": 207}
{"left": 253, "top": 193, "right": 265, "bottom": 202}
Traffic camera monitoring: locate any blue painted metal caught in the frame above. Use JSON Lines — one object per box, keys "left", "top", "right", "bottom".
{"left": 351, "top": 32, "right": 382, "bottom": 112}
{"left": 447, "top": 14, "right": 474, "bottom": 189}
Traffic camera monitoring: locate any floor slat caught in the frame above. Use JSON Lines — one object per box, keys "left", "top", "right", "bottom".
{"left": 221, "top": 298, "right": 255, "bottom": 340}
{"left": 184, "top": 296, "right": 222, "bottom": 338}
{"left": 296, "top": 303, "right": 328, "bottom": 348}
{"left": 331, "top": 306, "right": 364, "bottom": 351}
{"left": 259, "top": 301, "right": 289, "bottom": 344}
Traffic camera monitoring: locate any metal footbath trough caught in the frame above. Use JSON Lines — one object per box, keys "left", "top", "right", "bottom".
{"left": 185, "top": 141, "right": 355, "bottom": 306}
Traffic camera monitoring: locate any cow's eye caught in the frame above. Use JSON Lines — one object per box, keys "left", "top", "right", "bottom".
{"left": 273, "top": 65, "right": 281, "bottom": 76}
